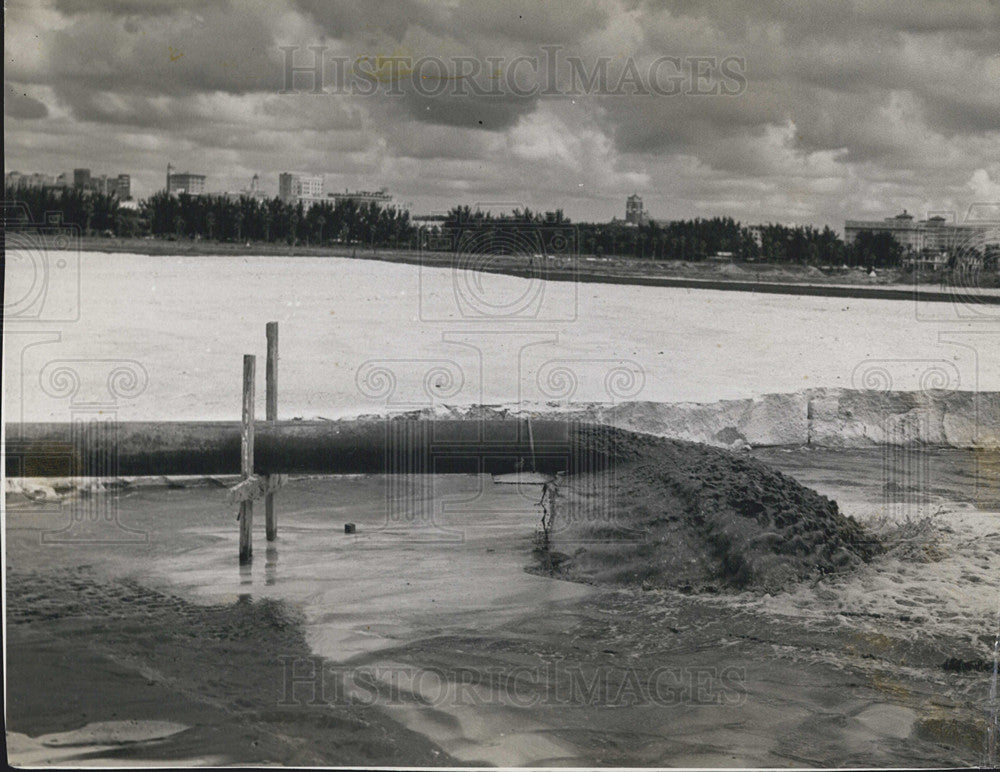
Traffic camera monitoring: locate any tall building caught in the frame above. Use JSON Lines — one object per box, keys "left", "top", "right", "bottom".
{"left": 279, "top": 172, "right": 324, "bottom": 203}
{"left": 115, "top": 174, "right": 131, "bottom": 200}
{"left": 74, "top": 168, "right": 91, "bottom": 189}
{"left": 167, "top": 170, "right": 206, "bottom": 196}
{"left": 625, "top": 193, "right": 647, "bottom": 225}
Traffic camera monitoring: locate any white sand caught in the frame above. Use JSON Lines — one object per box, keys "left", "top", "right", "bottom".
{"left": 6, "top": 251, "right": 997, "bottom": 422}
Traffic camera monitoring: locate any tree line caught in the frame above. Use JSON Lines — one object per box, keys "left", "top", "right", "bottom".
{"left": 141, "top": 191, "right": 415, "bottom": 247}
{"left": 2, "top": 184, "right": 922, "bottom": 268}
{"left": 438, "top": 208, "right": 905, "bottom": 268}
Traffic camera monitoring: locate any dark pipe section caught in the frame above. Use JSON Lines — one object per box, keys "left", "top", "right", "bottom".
{"left": 6, "top": 419, "right": 606, "bottom": 477}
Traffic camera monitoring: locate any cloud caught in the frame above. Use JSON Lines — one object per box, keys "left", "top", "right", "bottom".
{"left": 4, "top": 0, "right": 998, "bottom": 226}
{"left": 8, "top": 0, "right": 285, "bottom": 98}
{"left": 5, "top": 84, "right": 49, "bottom": 119}
{"left": 968, "top": 167, "right": 1000, "bottom": 202}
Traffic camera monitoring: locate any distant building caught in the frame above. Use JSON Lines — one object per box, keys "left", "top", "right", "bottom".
{"left": 625, "top": 193, "right": 647, "bottom": 225}
{"left": 844, "top": 210, "right": 926, "bottom": 251}
{"left": 845, "top": 210, "right": 998, "bottom": 267}
{"left": 330, "top": 188, "right": 392, "bottom": 207}
{"left": 73, "top": 168, "right": 91, "bottom": 189}
{"left": 114, "top": 174, "right": 131, "bottom": 200}
{"left": 845, "top": 210, "right": 989, "bottom": 252}
{"left": 167, "top": 167, "right": 206, "bottom": 196}
{"left": 6, "top": 171, "right": 56, "bottom": 189}
{"left": 224, "top": 173, "right": 269, "bottom": 202}
{"left": 6, "top": 171, "right": 72, "bottom": 191}
{"left": 288, "top": 183, "right": 392, "bottom": 210}
{"left": 279, "top": 172, "right": 324, "bottom": 203}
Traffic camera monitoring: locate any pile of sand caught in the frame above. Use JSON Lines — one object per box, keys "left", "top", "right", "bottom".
{"left": 716, "top": 262, "right": 746, "bottom": 277}
{"left": 538, "top": 426, "right": 881, "bottom": 592}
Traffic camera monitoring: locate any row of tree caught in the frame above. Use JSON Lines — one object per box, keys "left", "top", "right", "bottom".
{"left": 142, "top": 191, "right": 415, "bottom": 247}
{"left": 4, "top": 186, "right": 127, "bottom": 235}
{"left": 3, "top": 185, "right": 917, "bottom": 268}
{"left": 438, "top": 209, "right": 905, "bottom": 268}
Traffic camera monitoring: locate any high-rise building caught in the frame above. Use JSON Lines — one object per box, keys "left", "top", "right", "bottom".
{"left": 115, "top": 174, "right": 131, "bottom": 200}
{"left": 74, "top": 168, "right": 91, "bottom": 189}
{"left": 167, "top": 171, "right": 206, "bottom": 196}
{"left": 278, "top": 172, "right": 324, "bottom": 203}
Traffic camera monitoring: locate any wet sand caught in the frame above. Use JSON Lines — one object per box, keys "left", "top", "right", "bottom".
{"left": 5, "top": 569, "right": 455, "bottom": 766}
{"left": 6, "top": 449, "right": 996, "bottom": 766}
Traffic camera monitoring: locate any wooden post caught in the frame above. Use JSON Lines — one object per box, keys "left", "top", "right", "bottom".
{"left": 239, "top": 354, "right": 255, "bottom": 564}
{"left": 265, "top": 322, "right": 278, "bottom": 541}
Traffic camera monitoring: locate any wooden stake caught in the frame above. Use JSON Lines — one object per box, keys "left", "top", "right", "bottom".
{"left": 239, "top": 354, "right": 255, "bottom": 564}
{"left": 265, "top": 321, "right": 278, "bottom": 541}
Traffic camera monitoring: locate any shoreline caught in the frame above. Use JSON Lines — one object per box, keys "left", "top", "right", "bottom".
{"left": 48, "top": 236, "right": 1000, "bottom": 305}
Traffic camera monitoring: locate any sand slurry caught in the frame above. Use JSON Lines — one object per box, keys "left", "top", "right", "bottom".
{"left": 5, "top": 567, "right": 455, "bottom": 767}
{"left": 540, "top": 427, "right": 881, "bottom": 591}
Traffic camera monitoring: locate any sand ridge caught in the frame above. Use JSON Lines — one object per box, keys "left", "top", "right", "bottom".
{"left": 538, "top": 426, "right": 882, "bottom": 591}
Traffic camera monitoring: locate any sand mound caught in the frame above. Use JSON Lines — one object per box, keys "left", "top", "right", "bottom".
{"left": 716, "top": 262, "right": 746, "bottom": 276}
{"left": 538, "top": 426, "right": 881, "bottom": 592}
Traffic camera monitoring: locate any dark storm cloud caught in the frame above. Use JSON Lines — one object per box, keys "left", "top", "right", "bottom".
{"left": 399, "top": 90, "right": 538, "bottom": 131}
{"left": 585, "top": 1, "right": 999, "bottom": 173}
{"left": 4, "top": 0, "right": 998, "bottom": 222}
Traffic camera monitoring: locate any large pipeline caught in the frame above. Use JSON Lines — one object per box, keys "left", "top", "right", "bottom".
{"left": 5, "top": 419, "right": 609, "bottom": 478}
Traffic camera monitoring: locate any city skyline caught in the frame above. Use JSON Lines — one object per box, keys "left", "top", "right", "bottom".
{"left": 5, "top": 0, "right": 1000, "bottom": 228}
{"left": 5, "top": 159, "right": 993, "bottom": 238}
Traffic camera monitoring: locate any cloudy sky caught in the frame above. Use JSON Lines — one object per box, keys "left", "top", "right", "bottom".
{"left": 5, "top": 0, "right": 999, "bottom": 228}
